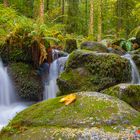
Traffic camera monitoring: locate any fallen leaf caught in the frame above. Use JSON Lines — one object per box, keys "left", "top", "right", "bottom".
{"left": 59, "top": 94, "right": 76, "bottom": 105}
{"left": 136, "top": 130, "right": 140, "bottom": 135}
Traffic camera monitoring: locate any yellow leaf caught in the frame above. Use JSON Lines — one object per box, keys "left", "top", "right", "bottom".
{"left": 59, "top": 94, "right": 76, "bottom": 105}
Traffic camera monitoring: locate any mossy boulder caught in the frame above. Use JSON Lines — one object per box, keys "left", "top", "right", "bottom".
{"left": 1, "top": 92, "right": 140, "bottom": 139}
{"left": 8, "top": 62, "right": 43, "bottom": 101}
{"left": 57, "top": 50, "right": 131, "bottom": 95}
{"left": 80, "top": 41, "right": 108, "bottom": 52}
{"left": 64, "top": 39, "right": 77, "bottom": 53}
{"left": 102, "top": 84, "right": 140, "bottom": 111}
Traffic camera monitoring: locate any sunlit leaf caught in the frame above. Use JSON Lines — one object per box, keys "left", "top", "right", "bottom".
{"left": 59, "top": 94, "right": 77, "bottom": 105}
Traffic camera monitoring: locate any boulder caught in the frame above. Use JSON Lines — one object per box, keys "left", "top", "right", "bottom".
{"left": 57, "top": 50, "right": 131, "bottom": 95}
{"left": 64, "top": 39, "right": 77, "bottom": 53}
{"left": 102, "top": 84, "right": 140, "bottom": 111}
{"left": 107, "top": 47, "right": 125, "bottom": 55}
{"left": 80, "top": 41, "right": 108, "bottom": 52}
{"left": 8, "top": 62, "right": 43, "bottom": 101}
{"left": 1, "top": 92, "right": 140, "bottom": 139}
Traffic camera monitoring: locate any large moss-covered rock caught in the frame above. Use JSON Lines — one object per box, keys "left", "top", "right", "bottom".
{"left": 80, "top": 41, "right": 108, "bottom": 52}
{"left": 1, "top": 92, "right": 140, "bottom": 139}
{"left": 102, "top": 84, "right": 140, "bottom": 111}
{"left": 8, "top": 62, "right": 43, "bottom": 101}
{"left": 57, "top": 50, "right": 131, "bottom": 95}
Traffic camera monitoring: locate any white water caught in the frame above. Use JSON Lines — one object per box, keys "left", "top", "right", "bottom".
{"left": 123, "top": 54, "right": 140, "bottom": 84}
{"left": 0, "top": 65, "right": 15, "bottom": 106}
{"left": 0, "top": 61, "right": 28, "bottom": 130}
{"left": 44, "top": 56, "right": 68, "bottom": 99}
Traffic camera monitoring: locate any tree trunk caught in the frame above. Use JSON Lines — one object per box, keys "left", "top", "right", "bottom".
{"left": 116, "top": 0, "right": 122, "bottom": 38}
{"left": 3, "top": 0, "right": 9, "bottom": 7}
{"left": 85, "top": 0, "right": 88, "bottom": 28}
{"left": 66, "top": 0, "right": 79, "bottom": 33}
{"left": 39, "top": 0, "right": 44, "bottom": 23}
{"left": 89, "top": 0, "right": 94, "bottom": 37}
{"left": 62, "top": 0, "right": 65, "bottom": 23}
{"left": 46, "top": 0, "right": 49, "bottom": 11}
{"left": 62, "top": 0, "right": 65, "bottom": 15}
{"left": 97, "top": 0, "right": 102, "bottom": 42}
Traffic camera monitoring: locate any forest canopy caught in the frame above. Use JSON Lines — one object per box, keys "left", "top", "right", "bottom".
{"left": 0, "top": 0, "right": 140, "bottom": 68}
{"left": 0, "top": 0, "right": 139, "bottom": 40}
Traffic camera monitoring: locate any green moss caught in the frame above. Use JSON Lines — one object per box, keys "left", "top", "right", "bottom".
{"left": 2, "top": 92, "right": 140, "bottom": 137}
{"left": 80, "top": 41, "right": 108, "bottom": 53}
{"left": 57, "top": 50, "right": 131, "bottom": 95}
{"left": 8, "top": 62, "right": 43, "bottom": 101}
{"left": 102, "top": 84, "right": 140, "bottom": 111}
{"left": 1, "top": 92, "right": 140, "bottom": 139}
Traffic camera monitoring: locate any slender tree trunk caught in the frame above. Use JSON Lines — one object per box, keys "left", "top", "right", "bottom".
{"left": 46, "top": 0, "right": 49, "bottom": 11}
{"left": 62, "top": 0, "right": 65, "bottom": 23}
{"left": 59, "top": 0, "right": 61, "bottom": 6}
{"left": 97, "top": 0, "right": 102, "bottom": 41}
{"left": 62, "top": 0, "right": 65, "bottom": 15}
{"left": 3, "top": 0, "right": 9, "bottom": 7}
{"left": 116, "top": 0, "right": 122, "bottom": 38}
{"left": 85, "top": 0, "right": 88, "bottom": 28}
{"left": 39, "top": 0, "right": 44, "bottom": 23}
{"left": 89, "top": 0, "right": 94, "bottom": 37}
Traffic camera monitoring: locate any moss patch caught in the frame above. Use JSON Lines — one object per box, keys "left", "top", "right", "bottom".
{"left": 102, "top": 84, "right": 140, "bottom": 111}
{"left": 57, "top": 50, "right": 131, "bottom": 95}
{"left": 1, "top": 92, "right": 140, "bottom": 139}
{"left": 8, "top": 62, "right": 43, "bottom": 101}
{"left": 80, "top": 41, "right": 108, "bottom": 53}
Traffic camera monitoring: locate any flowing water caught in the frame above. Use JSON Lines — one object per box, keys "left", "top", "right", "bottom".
{"left": 43, "top": 56, "right": 68, "bottom": 99}
{"left": 123, "top": 54, "right": 140, "bottom": 84}
{"left": 0, "top": 60, "right": 28, "bottom": 130}
{"left": 0, "top": 62, "right": 16, "bottom": 106}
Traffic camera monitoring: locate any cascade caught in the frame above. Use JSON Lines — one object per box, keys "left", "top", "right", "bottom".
{"left": 123, "top": 54, "right": 140, "bottom": 84}
{"left": 43, "top": 56, "right": 68, "bottom": 99}
{"left": 0, "top": 61, "right": 16, "bottom": 106}
{"left": 0, "top": 60, "right": 27, "bottom": 130}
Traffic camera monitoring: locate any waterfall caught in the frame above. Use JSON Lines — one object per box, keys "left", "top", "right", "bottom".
{"left": 0, "top": 61, "right": 17, "bottom": 106}
{"left": 43, "top": 56, "right": 68, "bottom": 100}
{"left": 123, "top": 54, "right": 140, "bottom": 84}
{"left": 0, "top": 60, "right": 27, "bottom": 130}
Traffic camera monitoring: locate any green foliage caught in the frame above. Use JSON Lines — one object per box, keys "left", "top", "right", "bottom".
{"left": 65, "top": 0, "right": 80, "bottom": 34}
{"left": 0, "top": 4, "right": 32, "bottom": 45}
{"left": 129, "top": 26, "right": 140, "bottom": 38}
{"left": 120, "top": 40, "right": 132, "bottom": 51}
